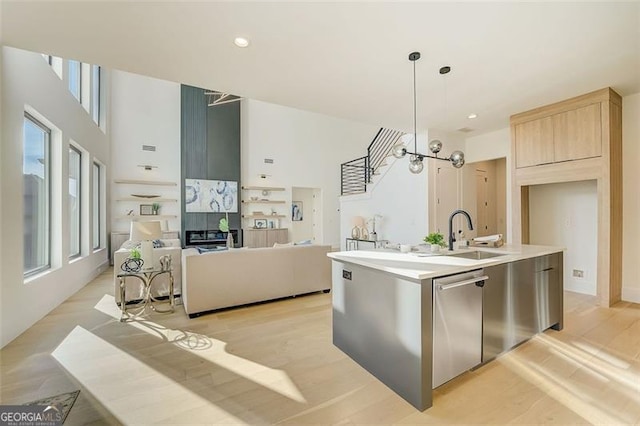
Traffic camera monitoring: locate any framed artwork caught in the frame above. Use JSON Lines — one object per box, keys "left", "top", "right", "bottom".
{"left": 140, "top": 204, "right": 154, "bottom": 215}
{"left": 254, "top": 219, "right": 267, "bottom": 229}
{"left": 292, "top": 201, "right": 303, "bottom": 221}
{"left": 185, "top": 179, "right": 238, "bottom": 213}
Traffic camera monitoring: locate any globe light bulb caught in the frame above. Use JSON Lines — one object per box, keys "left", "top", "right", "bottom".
{"left": 392, "top": 144, "right": 407, "bottom": 159}
{"left": 409, "top": 157, "right": 424, "bottom": 174}
{"left": 429, "top": 139, "right": 443, "bottom": 154}
{"left": 450, "top": 151, "right": 465, "bottom": 168}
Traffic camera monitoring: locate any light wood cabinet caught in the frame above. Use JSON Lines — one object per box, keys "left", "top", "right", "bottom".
{"left": 243, "top": 228, "right": 289, "bottom": 248}
{"left": 514, "top": 117, "right": 554, "bottom": 168}
{"left": 552, "top": 103, "right": 602, "bottom": 162}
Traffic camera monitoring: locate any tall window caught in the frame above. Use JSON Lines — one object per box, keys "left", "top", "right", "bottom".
{"left": 23, "top": 114, "right": 50, "bottom": 276}
{"left": 92, "top": 162, "right": 101, "bottom": 250}
{"left": 68, "top": 60, "right": 81, "bottom": 101}
{"left": 69, "top": 146, "right": 81, "bottom": 258}
{"left": 91, "top": 65, "right": 101, "bottom": 125}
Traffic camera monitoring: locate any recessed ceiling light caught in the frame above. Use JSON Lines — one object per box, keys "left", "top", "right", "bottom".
{"left": 468, "top": 113, "right": 478, "bottom": 119}
{"left": 234, "top": 37, "right": 250, "bottom": 48}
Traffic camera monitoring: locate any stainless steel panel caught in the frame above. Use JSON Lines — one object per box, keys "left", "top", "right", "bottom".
{"left": 331, "top": 261, "right": 433, "bottom": 410}
{"left": 482, "top": 262, "right": 510, "bottom": 361}
{"left": 433, "top": 270, "right": 483, "bottom": 388}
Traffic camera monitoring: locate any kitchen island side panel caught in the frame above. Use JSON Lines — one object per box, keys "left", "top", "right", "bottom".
{"left": 331, "top": 261, "right": 433, "bottom": 410}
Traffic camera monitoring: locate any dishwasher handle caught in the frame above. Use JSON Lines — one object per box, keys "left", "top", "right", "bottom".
{"left": 437, "top": 275, "right": 489, "bottom": 291}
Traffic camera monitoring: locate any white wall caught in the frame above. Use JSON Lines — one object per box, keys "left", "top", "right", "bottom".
{"left": 109, "top": 70, "right": 181, "bottom": 233}
{"left": 340, "top": 133, "right": 430, "bottom": 249}
{"left": 0, "top": 47, "right": 109, "bottom": 347}
{"left": 622, "top": 93, "right": 640, "bottom": 303}
{"left": 241, "top": 99, "right": 377, "bottom": 247}
{"left": 529, "top": 181, "right": 598, "bottom": 296}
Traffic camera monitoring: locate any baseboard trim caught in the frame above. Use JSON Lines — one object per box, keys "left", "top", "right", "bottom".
{"left": 622, "top": 287, "right": 640, "bottom": 304}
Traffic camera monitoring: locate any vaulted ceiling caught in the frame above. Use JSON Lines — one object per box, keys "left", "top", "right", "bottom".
{"left": 2, "top": 1, "right": 639, "bottom": 136}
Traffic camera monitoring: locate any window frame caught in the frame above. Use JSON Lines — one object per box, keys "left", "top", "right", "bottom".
{"left": 68, "top": 60, "right": 82, "bottom": 101}
{"left": 68, "top": 144, "right": 82, "bottom": 259}
{"left": 23, "top": 112, "right": 52, "bottom": 277}
{"left": 92, "top": 162, "right": 101, "bottom": 250}
{"left": 91, "top": 65, "right": 101, "bottom": 125}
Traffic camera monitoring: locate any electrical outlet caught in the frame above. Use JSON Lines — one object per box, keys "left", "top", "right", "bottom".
{"left": 572, "top": 269, "right": 584, "bottom": 278}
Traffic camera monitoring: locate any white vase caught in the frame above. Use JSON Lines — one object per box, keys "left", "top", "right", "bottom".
{"left": 226, "top": 232, "right": 234, "bottom": 249}
{"left": 430, "top": 244, "right": 441, "bottom": 253}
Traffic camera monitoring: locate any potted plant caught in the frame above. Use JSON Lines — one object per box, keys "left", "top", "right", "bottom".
{"left": 424, "top": 232, "right": 446, "bottom": 253}
{"left": 219, "top": 213, "right": 233, "bottom": 249}
{"left": 151, "top": 202, "right": 160, "bottom": 215}
{"left": 121, "top": 247, "right": 144, "bottom": 272}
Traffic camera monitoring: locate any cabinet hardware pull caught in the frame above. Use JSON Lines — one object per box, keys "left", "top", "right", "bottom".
{"left": 542, "top": 267, "right": 554, "bottom": 272}
{"left": 438, "top": 275, "right": 489, "bottom": 291}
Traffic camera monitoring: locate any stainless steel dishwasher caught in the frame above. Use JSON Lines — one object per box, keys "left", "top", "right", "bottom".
{"left": 433, "top": 269, "right": 487, "bottom": 388}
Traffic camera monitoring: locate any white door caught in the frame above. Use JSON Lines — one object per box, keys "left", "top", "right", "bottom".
{"left": 476, "top": 170, "right": 489, "bottom": 236}
{"left": 435, "top": 166, "right": 460, "bottom": 238}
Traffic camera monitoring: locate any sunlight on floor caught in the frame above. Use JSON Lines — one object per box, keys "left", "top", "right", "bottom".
{"left": 501, "top": 333, "right": 640, "bottom": 425}
{"left": 52, "top": 326, "right": 247, "bottom": 424}
{"left": 94, "top": 294, "right": 307, "bottom": 404}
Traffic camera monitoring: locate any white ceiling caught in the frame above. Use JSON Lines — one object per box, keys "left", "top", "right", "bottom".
{"left": 2, "top": 1, "right": 639, "bottom": 136}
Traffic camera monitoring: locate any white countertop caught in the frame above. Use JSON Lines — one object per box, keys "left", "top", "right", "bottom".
{"left": 327, "top": 244, "right": 564, "bottom": 281}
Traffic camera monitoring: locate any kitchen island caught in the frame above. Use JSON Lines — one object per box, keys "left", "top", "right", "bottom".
{"left": 328, "top": 244, "right": 564, "bottom": 411}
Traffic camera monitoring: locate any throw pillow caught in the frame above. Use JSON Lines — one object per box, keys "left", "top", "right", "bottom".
{"left": 152, "top": 239, "right": 164, "bottom": 248}
{"left": 120, "top": 240, "right": 141, "bottom": 250}
{"left": 295, "top": 239, "right": 312, "bottom": 245}
{"left": 196, "top": 246, "right": 228, "bottom": 254}
{"left": 273, "top": 242, "right": 294, "bottom": 248}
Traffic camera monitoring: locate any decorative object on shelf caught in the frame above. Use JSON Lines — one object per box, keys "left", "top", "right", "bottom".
{"left": 121, "top": 247, "right": 144, "bottom": 273}
{"left": 159, "top": 254, "right": 172, "bottom": 272}
{"left": 360, "top": 226, "right": 369, "bottom": 241}
{"left": 126, "top": 209, "right": 134, "bottom": 216}
{"left": 351, "top": 216, "right": 364, "bottom": 239}
{"left": 424, "top": 232, "right": 447, "bottom": 253}
{"left": 252, "top": 210, "right": 264, "bottom": 216}
{"left": 368, "top": 214, "right": 383, "bottom": 241}
{"left": 219, "top": 213, "right": 234, "bottom": 249}
{"left": 130, "top": 221, "right": 162, "bottom": 271}
{"left": 250, "top": 196, "right": 259, "bottom": 201}
{"left": 261, "top": 190, "right": 270, "bottom": 197}
{"left": 151, "top": 202, "right": 160, "bottom": 215}
{"left": 351, "top": 226, "right": 361, "bottom": 239}
{"left": 391, "top": 51, "right": 465, "bottom": 174}
{"left": 185, "top": 178, "right": 238, "bottom": 213}
{"left": 131, "top": 194, "right": 161, "bottom": 199}
{"left": 254, "top": 219, "right": 267, "bottom": 229}
{"left": 292, "top": 201, "right": 303, "bottom": 221}
{"left": 140, "top": 204, "right": 154, "bottom": 215}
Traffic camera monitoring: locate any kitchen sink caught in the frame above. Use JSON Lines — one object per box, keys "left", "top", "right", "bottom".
{"left": 447, "top": 250, "right": 506, "bottom": 260}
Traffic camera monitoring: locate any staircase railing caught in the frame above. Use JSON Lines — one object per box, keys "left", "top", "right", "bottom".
{"left": 341, "top": 128, "right": 404, "bottom": 195}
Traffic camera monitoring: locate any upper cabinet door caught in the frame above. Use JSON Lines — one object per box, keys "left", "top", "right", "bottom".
{"left": 552, "top": 103, "right": 602, "bottom": 162}
{"left": 515, "top": 117, "right": 554, "bottom": 168}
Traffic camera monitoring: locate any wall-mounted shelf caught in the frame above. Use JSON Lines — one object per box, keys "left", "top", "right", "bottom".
{"left": 115, "top": 215, "right": 178, "bottom": 221}
{"left": 241, "top": 200, "right": 286, "bottom": 204}
{"left": 242, "top": 214, "right": 287, "bottom": 219}
{"left": 116, "top": 198, "right": 178, "bottom": 202}
{"left": 115, "top": 179, "right": 177, "bottom": 186}
{"left": 242, "top": 186, "right": 285, "bottom": 191}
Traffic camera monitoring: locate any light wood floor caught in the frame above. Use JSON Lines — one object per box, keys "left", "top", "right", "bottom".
{"left": 1, "top": 269, "right": 639, "bottom": 425}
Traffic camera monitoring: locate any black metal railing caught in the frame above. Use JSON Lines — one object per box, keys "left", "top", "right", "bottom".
{"left": 340, "top": 128, "right": 404, "bottom": 195}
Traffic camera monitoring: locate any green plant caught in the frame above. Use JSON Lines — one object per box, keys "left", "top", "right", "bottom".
{"left": 152, "top": 202, "right": 160, "bottom": 214}
{"left": 424, "top": 232, "right": 446, "bottom": 247}
{"left": 130, "top": 247, "right": 141, "bottom": 259}
{"left": 219, "top": 215, "right": 229, "bottom": 232}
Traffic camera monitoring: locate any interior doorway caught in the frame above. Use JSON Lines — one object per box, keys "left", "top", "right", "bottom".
{"left": 291, "top": 187, "right": 322, "bottom": 243}
{"left": 461, "top": 158, "right": 507, "bottom": 240}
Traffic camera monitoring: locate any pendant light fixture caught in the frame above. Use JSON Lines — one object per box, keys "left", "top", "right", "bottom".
{"left": 392, "top": 51, "right": 465, "bottom": 173}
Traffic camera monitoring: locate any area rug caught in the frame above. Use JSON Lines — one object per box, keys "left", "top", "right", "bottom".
{"left": 23, "top": 390, "right": 80, "bottom": 424}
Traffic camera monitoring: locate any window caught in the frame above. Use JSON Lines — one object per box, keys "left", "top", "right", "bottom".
{"left": 68, "top": 60, "right": 81, "bottom": 101}
{"left": 91, "top": 65, "right": 100, "bottom": 125}
{"left": 23, "top": 114, "right": 51, "bottom": 276}
{"left": 92, "top": 162, "right": 101, "bottom": 250}
{"left": 41, "top": 54, "right": 52, "bottom": 65}
{"left": 69, "top": 146, "right": 81, "bottom": 258}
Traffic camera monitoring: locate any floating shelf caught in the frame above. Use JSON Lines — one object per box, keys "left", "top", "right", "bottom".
{"left": 115, "top": 215, "right": 178, "bottom": 221}
{"left": 116, "top": 198, "right": 178, "bottom": 202}
{"left": 242, "top": 186, "right": 285, "bottom": 191}
{"left": 115, "top": 179, "right": 177, "bottom": 186}
{"left": 242, "top": 214, "right": 287, "bottom": 219}
{"left": 241, "top": 200, "right": 286, "bottom": 204}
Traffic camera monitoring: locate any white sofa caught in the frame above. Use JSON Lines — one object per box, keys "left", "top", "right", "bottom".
{"left": 181, "top": 244, "right": 332, "bottom": 317}
{"left": 113, "top": 239, "right": 182, "bottom": 304}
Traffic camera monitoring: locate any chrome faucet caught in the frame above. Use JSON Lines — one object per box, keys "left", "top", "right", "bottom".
{"left": 448, "top": 209, "right": 474, "bottom": 251}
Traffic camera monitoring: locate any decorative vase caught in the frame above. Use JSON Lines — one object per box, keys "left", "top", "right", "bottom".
{"left": 360, "top": 227, "right": 369, "bottom": 241}
{"left": 226, "top": 232, "right": 234, "bottom": 249}
{"left": 430, "top": 244, "right": 441, "bottom": 253}
{"left": 121, "top": 258, "right": 144, "bottom": 273}
{"left": 351, "top": 226, "right": 361, "bottom": 239}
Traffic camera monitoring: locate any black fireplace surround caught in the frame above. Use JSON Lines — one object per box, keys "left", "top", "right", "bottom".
{"left": 185, "top": 229, "right": 239, "bottom": 248}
